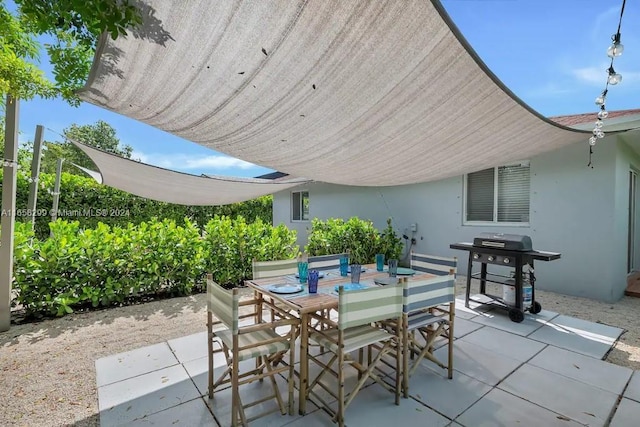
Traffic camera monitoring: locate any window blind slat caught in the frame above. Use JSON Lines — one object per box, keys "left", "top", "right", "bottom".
{"left": 498, "top": 166, "right": 530, "bottom": 222}
{"left": 467, "top": 168, "right": 495, "bottom": 222}
{"left": 292, "top": 192, "right": 301, "bottom": 221}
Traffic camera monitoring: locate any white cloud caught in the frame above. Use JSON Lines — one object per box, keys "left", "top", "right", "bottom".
{"left": 571, "top": 66, "right": 640, "bottom": 87}
{"left": 571, "top": 66, "right": 608, "bottom": 86}
{"left": 184, "top": 156, "right": 255, "bottom": 170}
{"left": 130, "top": 151, "right": 258, "bottom": 171}
{"left": 522, "top": 82, "right": 575, "bottom": 99}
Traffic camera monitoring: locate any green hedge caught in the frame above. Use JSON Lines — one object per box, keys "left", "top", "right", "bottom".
{"left": 12, "top": 216, "right": 297, "bottom": 317}
{"left": 0, "top": 170, "right": 272, "bottom": 239}
{"left": 305, "top": 217, "right": 402, "bottom": 264}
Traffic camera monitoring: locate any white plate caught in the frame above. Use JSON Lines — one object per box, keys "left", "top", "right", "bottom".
{"left": 267, "top": 284, "right": 304, "bottom": 294}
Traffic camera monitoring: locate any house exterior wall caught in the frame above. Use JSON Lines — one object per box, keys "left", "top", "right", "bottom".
{"left": 615, "top": 139, "right": 640, "bottom": 279}
{"left": 273, "top": 137, "right": 629, "bottom": 302}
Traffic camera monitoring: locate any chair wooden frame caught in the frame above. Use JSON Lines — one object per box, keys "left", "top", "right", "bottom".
{"left": 207, "top": 275, "right": 298, "bottom": 426}
{"left": 305, "top": 285, "right": 403, "bottom": 427}
{"left": 401, "top": 274, "right": 456, "bottom": 397}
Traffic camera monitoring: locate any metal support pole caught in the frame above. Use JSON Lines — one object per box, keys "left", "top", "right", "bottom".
{"left": 50, "top": 158, "right": 63, "bottom": 229}
{"left": 27, "top": 125, "right": 44, "bottom": 230}
{"left": 1, "top": 96, "right": 19, "bottom": 332}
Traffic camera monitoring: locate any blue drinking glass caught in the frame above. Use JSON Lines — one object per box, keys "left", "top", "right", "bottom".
{"left": 375, "top": 253, "right": 385, "bottom": 272}
{"left": 339, "top": 256, "right": 349, "bottom": 277}
{"left": 388, "top": 259, "right": 398, "bottom": 277}
{"left": 298, "top": 262, "right": 308, "bottom": 284}
{"left": 308, "top": 270, "right": 319, "bottom": 293}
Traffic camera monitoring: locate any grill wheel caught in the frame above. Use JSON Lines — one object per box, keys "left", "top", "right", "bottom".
{"left": 508, "top": 308, "right": 525, "bottom": 323}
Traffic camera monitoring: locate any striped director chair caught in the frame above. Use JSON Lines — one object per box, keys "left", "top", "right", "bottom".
{"left": 207, "top": 275, "right": 298, "bottom": 426}
{"left": 305, "top": 284, "right": 403, "bottom": 427}
{"left": 410, "top": 252, "right": 458, "bottom": 276}
{"left": 401, "top": 274, "right": 456, "bottom": 397}
{"left": 252, "top": 258, "right": 299, "bottom": 321}
{"left": 308, "top": 253, "right": 347, "bottom": 272}
{"left": 252, "top": 258, "right": 299, "bottom": 280}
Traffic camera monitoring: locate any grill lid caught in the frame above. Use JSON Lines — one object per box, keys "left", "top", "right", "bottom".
{"left": 473, "top": 233, "right": 533, "bottom": 252}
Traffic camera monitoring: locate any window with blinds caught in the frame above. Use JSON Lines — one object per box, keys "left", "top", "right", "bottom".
{"left": 292, "top": 191, "right": 309, "bottom": 221}
{"left": 465, "top": 164, "right": 530, "bottom": 224}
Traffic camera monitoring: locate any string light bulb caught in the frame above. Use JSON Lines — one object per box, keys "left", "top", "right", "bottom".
{"left": 588, "top": 0, "right": 627, "bottom": 169}
{"left": 607, "top": 66, "right": 622, "bottom": 85}
{"left": 607, "top": 33, "right": 624, "bottom": 57}
{"left": 597, "top": 107, "right": 609, "bottom": 119}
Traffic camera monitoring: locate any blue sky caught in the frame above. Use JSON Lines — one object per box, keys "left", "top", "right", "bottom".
{"left": 12, "top": 0, "right": 640, "bottom": 178}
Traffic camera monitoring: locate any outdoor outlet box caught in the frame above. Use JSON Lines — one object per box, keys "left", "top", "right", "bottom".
{"left": 410, "top": 223, "right": 418, "bottom": 232}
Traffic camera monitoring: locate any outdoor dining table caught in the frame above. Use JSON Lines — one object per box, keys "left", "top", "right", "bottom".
{"left": 245, "top": 263, "right": 435, "bottom": 414}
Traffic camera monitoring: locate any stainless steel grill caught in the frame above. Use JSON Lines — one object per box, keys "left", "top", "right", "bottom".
{"left": 450, "top": 234, "right": 561, "bottom": 323}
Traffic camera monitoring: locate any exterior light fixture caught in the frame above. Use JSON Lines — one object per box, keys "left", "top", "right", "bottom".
{"left": 587, "top": 0, "right": 626, "bottom": 167}
{"left": 607, "top": 66, "right": 622, "bottom": 85}
{"left": 607, "top": 33, "right": 624, "bottom": 57}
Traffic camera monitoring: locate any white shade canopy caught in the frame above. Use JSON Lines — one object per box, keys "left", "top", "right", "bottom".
{"left": 72, "top": 141, "right": 309, "bottom": 206}
{"left": 79, "top": 0, "right": 593, "bottom": 187}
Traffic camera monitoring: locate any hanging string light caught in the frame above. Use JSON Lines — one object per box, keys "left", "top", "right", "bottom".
{"left": 589, "top": 0, "right": 627, "bottom": 167}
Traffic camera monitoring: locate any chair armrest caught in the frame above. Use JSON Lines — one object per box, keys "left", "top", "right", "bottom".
{"left": 261, "top": 299, "right": 296, "bottom": 319}
{"left": 240, "top": 298, "right": 260, "bottom": 307}
{"left": 238, "top": 318, "right": 298, "bottom": 335}
{"left": 308, "top": 312, "right": 338, "bottom": 329}
{"left": 307, "top": 326, "right": 338, "bottom": 345}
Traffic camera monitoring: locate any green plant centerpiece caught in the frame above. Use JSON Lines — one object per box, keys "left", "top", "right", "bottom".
{"left": 378, "top": 217, "right": 403, "bottom": 262}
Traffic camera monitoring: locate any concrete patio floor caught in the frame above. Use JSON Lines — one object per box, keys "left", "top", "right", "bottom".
{"left": 96, "top": 297, "right": 639, "bottom": 426}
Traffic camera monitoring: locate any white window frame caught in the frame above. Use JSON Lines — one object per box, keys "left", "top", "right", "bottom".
{"left": 291, "top": 190, "right": 309, "bottom": 222}
{"left": 463, "top": 161, "right": 530, "bottom": 227}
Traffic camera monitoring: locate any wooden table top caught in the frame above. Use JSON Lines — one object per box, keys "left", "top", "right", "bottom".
{"left": 246, "top": 264, "right": 432, "bottom": 314}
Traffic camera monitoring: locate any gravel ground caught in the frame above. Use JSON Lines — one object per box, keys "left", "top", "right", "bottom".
{"left": 1, "top": 279, "right": 639, "bottom": 427}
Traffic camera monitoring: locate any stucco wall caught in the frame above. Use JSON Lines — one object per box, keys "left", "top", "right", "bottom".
{"left": 273, "top": 138, "right": 628, "bottom": 301}
{"left": 615, "top": 138, "right": 640, "bottom": 295}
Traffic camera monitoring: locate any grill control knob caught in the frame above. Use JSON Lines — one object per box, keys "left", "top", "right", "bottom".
{"left": 503, "top": 257, "right": 510, "bottom": 264}
{"left": 473, "top": 253, "right": 480, "bottom": 259}
{"left": 488, "top": 256, "right": 494, "bottom": 262}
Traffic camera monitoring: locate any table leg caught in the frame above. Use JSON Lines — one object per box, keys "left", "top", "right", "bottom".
{"left": 299, "top": 312, "right": 309, "bottom": 415}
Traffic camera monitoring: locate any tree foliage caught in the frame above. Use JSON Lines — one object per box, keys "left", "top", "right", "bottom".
{"left": 0, "top": 168, "right": 274, "bottom": 240}
{"left": 40, "top": 120, "right": 133, "bottom": 174}
{"left": 1, "top": 0, "right": 142, "bottom": 105}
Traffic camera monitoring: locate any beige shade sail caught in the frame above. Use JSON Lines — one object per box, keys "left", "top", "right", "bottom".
{"left": 79, "top": 0, "right": 594, "bottom": 187}
{"left": 70, "top": 162, "right": 103, "bottom": 184}
{"left": 72, "top": 141, "right": 310, "bottom": 206}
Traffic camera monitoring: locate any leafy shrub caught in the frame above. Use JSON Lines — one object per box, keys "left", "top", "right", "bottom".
{"left": 305, "top": 217, "right": 403, "bottom": 264}
{"left": 11, "top": 216, "right": 298, "bottom": 317}
{"left": 13, "top": 218, "right": 208, "bottom": 316}
{"left": 203, "top": 216, "right": 298, "bottom": 287}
